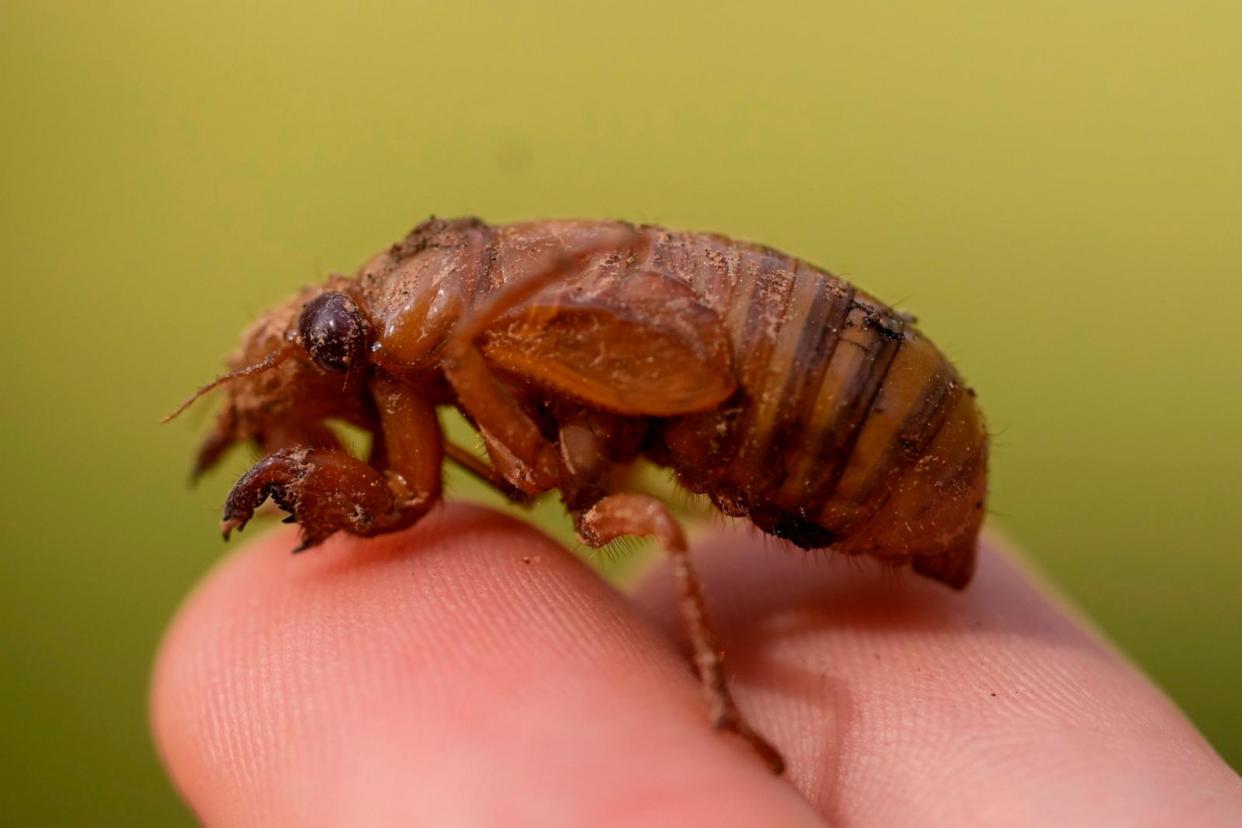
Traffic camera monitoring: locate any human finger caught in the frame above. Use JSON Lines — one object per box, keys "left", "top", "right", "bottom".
{"left": 632, "top": 531, "right": 1242, "bottom": 826}
{"left": 152, "top": 504, "right": 823, "bottom": 827}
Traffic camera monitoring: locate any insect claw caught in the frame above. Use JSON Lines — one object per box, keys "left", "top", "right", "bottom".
{"left": 291, "top": 533, "right": 327, "bottom": 554}
{"left": 220, "top": 516, "right": 246, "bottom": 540}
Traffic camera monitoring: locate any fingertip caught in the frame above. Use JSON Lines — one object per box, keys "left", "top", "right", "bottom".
{"left": 152, "top": 505, "right": 825, "bottom": 826}
{"left": 152, "top": 505, "right": 572, "bottom": 824}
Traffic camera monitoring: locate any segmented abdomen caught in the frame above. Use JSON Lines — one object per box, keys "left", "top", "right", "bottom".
{"left": 644, "top": 227, "right": 987, "bottom": 583}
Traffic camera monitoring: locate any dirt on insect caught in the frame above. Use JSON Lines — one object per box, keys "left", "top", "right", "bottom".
{"left": 168, "top": 217, "right": 989, "bottom": 774}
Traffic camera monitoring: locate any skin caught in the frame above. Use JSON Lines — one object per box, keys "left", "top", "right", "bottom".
{"left": 151, "top": 506, "right": 1242, "bottom": 826}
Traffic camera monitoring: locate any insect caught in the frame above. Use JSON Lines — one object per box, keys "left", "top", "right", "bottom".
{"left": 169, "top": 217, "right": 989, "bottom": 774}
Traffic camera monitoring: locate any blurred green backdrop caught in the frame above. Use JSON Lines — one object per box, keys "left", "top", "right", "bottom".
{"left": 2, "top": 1, "right": 1239, "bottom": 823}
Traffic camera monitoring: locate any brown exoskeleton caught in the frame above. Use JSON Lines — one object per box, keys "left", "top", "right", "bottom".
{"left": 170, "top": 217, "right": 990, "bottom": 774}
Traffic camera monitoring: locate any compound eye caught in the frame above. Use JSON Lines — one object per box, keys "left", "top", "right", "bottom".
{"left": 297, "top": 292, "right": 370, "bottom": 373}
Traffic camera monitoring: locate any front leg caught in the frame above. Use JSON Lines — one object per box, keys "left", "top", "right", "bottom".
{"left": 221, "top": 447, "right": 408, "bottom": 551}
{"left": 575, "top": 493, "right": 786, "bottom": 775}
{"left": 222, "top": 374, "right": 443, "bottom": 551}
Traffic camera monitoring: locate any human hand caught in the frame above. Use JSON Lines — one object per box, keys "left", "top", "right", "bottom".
{"left": 152, "top": 504, "right": 1242, "bottom": 826}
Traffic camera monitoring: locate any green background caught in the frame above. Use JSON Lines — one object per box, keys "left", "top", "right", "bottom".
{"left": 2, "top": 1, "right": 1239, "bottom": 823}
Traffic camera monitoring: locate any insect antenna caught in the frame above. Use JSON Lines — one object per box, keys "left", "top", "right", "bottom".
{"left": 161, "top": 344, "right": 296, "bottom": 423}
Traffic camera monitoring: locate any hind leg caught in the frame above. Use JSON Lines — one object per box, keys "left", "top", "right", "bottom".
{"left": 575, "top": 492, "right": 786, "bottom": 774}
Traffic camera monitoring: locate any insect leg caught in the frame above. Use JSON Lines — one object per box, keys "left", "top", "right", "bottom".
{"left": 221, "top": 447, "right": 407, "bottom": 551}
{"left": 221, "top": 375, "right": 443, "bottom": 551}
{"left": 441, "top": 228, "right": 635, "bottom": 494}
{"left": 443, "top": 441, "right": 534, "bottom": 505}
{"left": 368, "top": 371, "right": 444, "bottom": 507}
{"left": 442, "top": 344, "right": 561, "bottom": 493}
{"left": 574, "top": 493, "right": 786, "bottom": 775}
